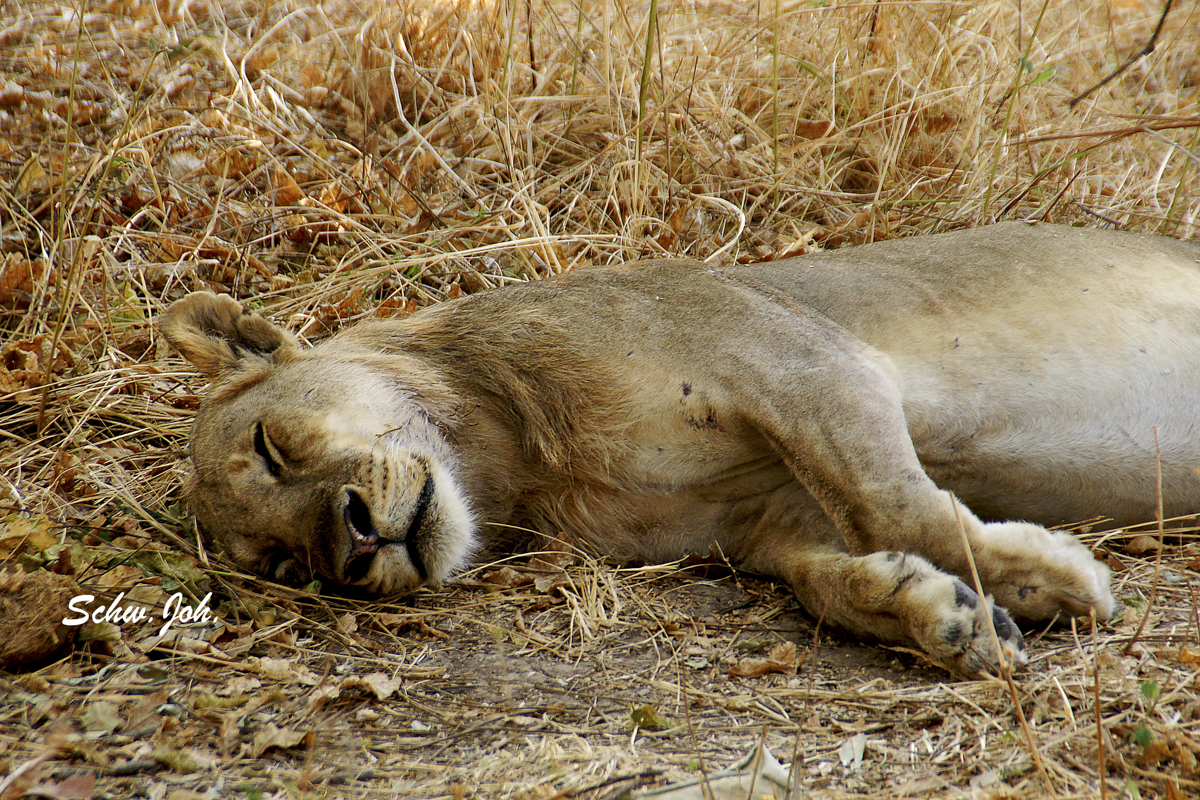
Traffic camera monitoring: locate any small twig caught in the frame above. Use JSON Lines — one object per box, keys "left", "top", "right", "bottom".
{"left": 635, "top": 0, "right": 661, "bottom": 174}
{"left": 789, "top": 715, "right": 803, "bottom": 799}
{"left": 676, "top": 646, "right": 715, "bottom": 800}
{"left": 1125, "top": 426, "right": 1165, "bottom": 655}
{"left": 1189, "top": 580, "right": 1200, "bottom": 647}
{"left": 792, "top": 597, "right": 825, "bottom": 798}
{"left": 950, "top": 497, "right": 1011, "bottom": 673}
{"left": 1005, "top": 670, "right": 1057, "bottom": 796}
{"left": 1016, "top": 117, "right": 1200, "bottom": 146}
{"left": 802, "top": 598, "right": 827, "bottom": 722}
{"left": 743, "top": 729, "right": 768, "bottom": 800}
{"left": 951, "top": 496, "right": 1058, "bottom": 797}
{"left": 575, "top": 770, "right": 664, "bottom": 800}
{"left": 865, "top": 0, "right": 883, "bottom": 54}
{"left": 1071, "top": 203, "right": 1125, "bottom": 228}
{"left": 1070, "top": 0, "right": 1175, "bottom": 109}
{"left": 1037, "top": 167, "right": 1082, "bottom": 222}
{"left": 983, "top": 0, "right": 1053, "bottom": 217}
{"left": 1092, "top": 610, "right": 1108, "bottom": 800}
{"left": 526, "top": 0, "right": 537, "bottom": 93}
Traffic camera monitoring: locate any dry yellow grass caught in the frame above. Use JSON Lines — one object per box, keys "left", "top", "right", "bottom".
{"left": 1, "top": 0, "right": 1199, "bottom": 797}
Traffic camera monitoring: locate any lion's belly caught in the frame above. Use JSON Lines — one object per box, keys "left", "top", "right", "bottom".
{"left": 900, "top": 351, "right": 1200, "bottom": 526}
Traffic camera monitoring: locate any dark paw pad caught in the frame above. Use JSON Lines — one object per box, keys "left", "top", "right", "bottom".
{"left": 953, "top": 578, "right": 980, "bottom": 610}
{"left": 938, "top": 582, "right": 1027, "bottom": 675}
{"left": 992, "top": 604, "right": 1023, "bottom": 649}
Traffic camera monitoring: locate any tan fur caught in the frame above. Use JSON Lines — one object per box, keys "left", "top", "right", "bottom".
{"left": 159, "top": 222, "right": 1200, "bottom": 674}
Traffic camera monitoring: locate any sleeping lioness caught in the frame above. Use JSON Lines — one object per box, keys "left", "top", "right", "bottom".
{"left": 159, "top": 222, "right": 1200, "bottom": 674}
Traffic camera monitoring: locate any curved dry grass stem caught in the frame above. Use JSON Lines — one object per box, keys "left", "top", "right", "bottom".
{"left": 1125, "top": 426, "right": 1167, "bottom": 656}
{"left": 1093, "top": 610, "right": 1110, "bottom": 800}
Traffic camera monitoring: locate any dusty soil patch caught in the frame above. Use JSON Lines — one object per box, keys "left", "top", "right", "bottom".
{"left": 2, "top": 0, "right": 1199, "bottom": 797}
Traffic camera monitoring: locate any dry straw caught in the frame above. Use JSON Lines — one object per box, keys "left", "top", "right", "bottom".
{"left": 1, "top": 0, "right": 1199, "bottom": 797}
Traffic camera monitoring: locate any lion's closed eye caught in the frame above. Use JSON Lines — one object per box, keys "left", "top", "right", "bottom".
{"left": 253, "top": 421, "right": 284, "bottom": 478}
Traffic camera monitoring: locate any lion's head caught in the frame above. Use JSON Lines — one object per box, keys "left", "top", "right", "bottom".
{"left": 158, "top": 291, "right": 478, "bottom": 594}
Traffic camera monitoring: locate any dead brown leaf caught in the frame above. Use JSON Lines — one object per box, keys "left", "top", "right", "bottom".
{"left": 271, "top": 164, "right": 303, "bottom": 205}
{"left": 481, "top": 566, "right": 533, "bottom": 589}
{"left": 0, "top": 257, "right": 49, "bottom": 306}
{"left": 20, "top": 773, "right": 95, "bottom": 800}
{"left": 728, "top": 641, "right": 798, "bottom": 679}
{"left": 250, "top": 723, "right": 313, "bottom": 758}
{"left": 343, "top": 671, "right": 400, "bottom": 700}
{"left": 0, "top": 568, "right": 80, "bottom": 670}
{"left": 123, "top": 689, "right": 170, "bottom": 738}
{"left": 1124, "top": 535, "right": 1164, "bottom": 556}
{"left": 530, "top": 535, "right": 577, "bottom": 570}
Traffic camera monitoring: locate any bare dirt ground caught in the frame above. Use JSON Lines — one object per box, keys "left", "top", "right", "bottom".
{"left": 2, "top": 0, "right": 1199, "bottom": 797}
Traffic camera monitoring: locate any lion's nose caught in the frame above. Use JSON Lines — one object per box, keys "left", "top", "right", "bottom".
{"left": 343, "top": 487, "right": 380, "bottom": 582}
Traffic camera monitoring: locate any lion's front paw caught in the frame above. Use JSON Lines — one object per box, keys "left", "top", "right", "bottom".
{"left": 933, "top": 580, "right": 1027, "bottom": 674}
{"left": 979, "top": 523, "right": 1114, "bottom": 622}
{"left": 906, "top": 572, "right": 1026, "bottom": 675}
{"left": 794, "top": 551, "right": 1028, "bottom": 676}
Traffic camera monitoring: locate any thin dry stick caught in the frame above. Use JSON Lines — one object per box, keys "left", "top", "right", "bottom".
{"left": 635, "top": 0, "right": 661, "bottom": 217}
{"left": 789, "top": 720, "right": 802, "bottom": 800}
{"left": 801, "top": 598, "right": 828, "bottom": 722}
{"left": 949, "top": 499, "right": 1010, "bottom": 673}
{"left": 793, "top": 600, "right": 826, "bottom": 797}
{"left": 1092, "top": 610, "right": 1108, "bottom": 800}
{"left": 1125, "top": 426, "right": 1165, "bottom": 655}
{"left": 37, "top": 12, "right": 143, "bottom": 431}
{"left": 1070, "top": 0, "right": 1175, "bottom": 109}
{"left": 771, "top": 0, "right": 780, "bottom": 195}
{"left": 1190, "top": 580, "right": 1200, "bottom": 647}
{"left": 1017, "top": 118, "right": 1200, "bottom": 146}
{"left": 982, "top": 0, "right": 1053, "bottom": 218}
{"left": 743, "top": 729, "right": 768, "bottom": 800}
{"left": 526, "top": 0, "right": 536, "bottom": 93}
{"left": 676, "top": 652, "right": 716, "bottom": 800}
{"left": 950, "top": 496, "right": 1058, "bottom": 798}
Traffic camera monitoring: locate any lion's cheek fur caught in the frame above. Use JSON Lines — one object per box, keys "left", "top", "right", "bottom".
{"left": 189, "top": 469, "right": 343, "bottom": 581}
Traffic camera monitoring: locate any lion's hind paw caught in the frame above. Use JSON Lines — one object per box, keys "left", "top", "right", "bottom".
{"left": 980, "top": 523, "right": 1115, "bottom": 623}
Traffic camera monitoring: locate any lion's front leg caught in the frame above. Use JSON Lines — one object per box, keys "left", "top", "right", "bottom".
{"left": 784, "top": 548, "right": 1027, "bottom": 675}
{"left": 702, "top": 273, "right": 1115, "bottom": 627}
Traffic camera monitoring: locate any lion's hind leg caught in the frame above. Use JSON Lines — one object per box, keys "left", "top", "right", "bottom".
{"left": 785, "top": 548, "right": 1027, "bottom": 675}
{"left": 972, "top": 521, "right": 1114, "bottom": 622}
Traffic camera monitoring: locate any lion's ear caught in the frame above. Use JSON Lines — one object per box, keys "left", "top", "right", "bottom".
{"left": 157, "top": 291, "right": 297, "bottom": 379}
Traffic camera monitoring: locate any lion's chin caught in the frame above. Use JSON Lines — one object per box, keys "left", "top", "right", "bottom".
{"left": 353, "top": 524, "right": 478, "bottom": 596}
{"left": 355, "top": 546, "right": 426, "bottom": 595}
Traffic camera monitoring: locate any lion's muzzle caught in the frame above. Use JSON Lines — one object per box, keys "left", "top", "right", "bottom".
{"left": 340, "top": 477, "right": 433, "bottom": 584}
